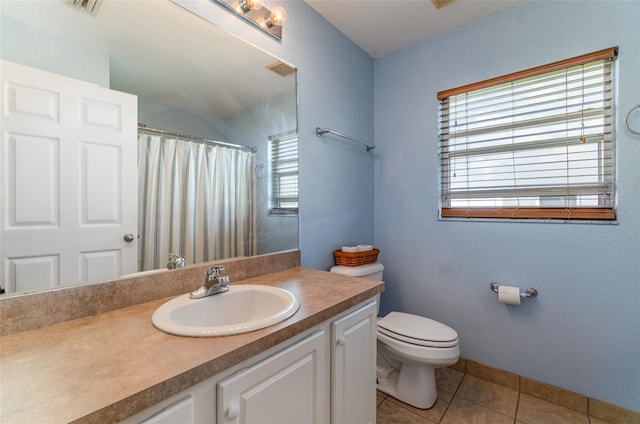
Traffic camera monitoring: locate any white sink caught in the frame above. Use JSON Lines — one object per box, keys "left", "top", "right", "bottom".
{"left": 151, "top": 284, "right": 300, "bottom": 337}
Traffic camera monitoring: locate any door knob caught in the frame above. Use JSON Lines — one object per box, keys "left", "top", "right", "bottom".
{"left": 123, "top": 233, "right": 135, "bottom": 242}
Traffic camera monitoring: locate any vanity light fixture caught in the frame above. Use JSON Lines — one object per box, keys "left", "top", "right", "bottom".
{"left": 212, "top": 0, "right": 287, "bottom": 40}
{"left": 264, "top": 6, "right": 287, "bottom": 28}
{"left": 237, "top": 0, "right": 264, "bottom": 13}
{"left": 431, "top": 0, "right": 455, "bottom": 9}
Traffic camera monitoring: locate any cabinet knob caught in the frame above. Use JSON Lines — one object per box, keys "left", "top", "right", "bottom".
{"left": 227, "top": 404, "right": 240, "bottom": 420}
{"left": 337, "top": 336, "right": 346, "bottom": 346}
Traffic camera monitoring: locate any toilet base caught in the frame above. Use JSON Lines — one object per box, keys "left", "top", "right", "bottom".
{"left": 376, "top": 367, "right": 399, "bottom": 397}
{"left": 376, "top": 363, "right": 438, "bottom": 409}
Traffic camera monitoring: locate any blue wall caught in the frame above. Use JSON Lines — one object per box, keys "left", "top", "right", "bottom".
{"left": 373, "top": 1, "right": 640, "bottom": 412}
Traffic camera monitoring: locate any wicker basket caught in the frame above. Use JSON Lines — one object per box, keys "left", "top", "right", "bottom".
{"left": 334, "top": 249, "right": 380, "bottom": 267}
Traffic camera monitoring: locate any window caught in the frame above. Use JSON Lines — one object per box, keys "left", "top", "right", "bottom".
{"left": 268, "top": 131, "right": 298, "bottom": 215}
{"left": 438, "top": 48, "right": 617, "bottom": 221}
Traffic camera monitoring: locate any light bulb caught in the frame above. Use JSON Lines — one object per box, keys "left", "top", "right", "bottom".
{"left": 265, "top": 5, "right": 287, "bottom": 27}
{"left": 238, "top": 0, "right": 264, "bottom": 13}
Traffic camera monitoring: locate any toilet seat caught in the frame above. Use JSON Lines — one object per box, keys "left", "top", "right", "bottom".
{"left": 377, "top": 312, "right": 458, "bottom": 348}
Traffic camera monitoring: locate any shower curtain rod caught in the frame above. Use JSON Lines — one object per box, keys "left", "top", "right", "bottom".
{"left": 138, "top": 124, "right": 257, "bottom": 153}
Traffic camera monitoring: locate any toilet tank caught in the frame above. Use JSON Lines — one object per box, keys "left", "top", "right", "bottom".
{"left": 330, "top": 262, "right": 384, "bottom": 280}
{"left": 330, "top": 263, "right": 384, "bottom": 315}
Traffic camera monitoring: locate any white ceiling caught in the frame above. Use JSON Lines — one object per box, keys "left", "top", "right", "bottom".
{"left": 304, "top": 0, "right": 524, "bottom": 58}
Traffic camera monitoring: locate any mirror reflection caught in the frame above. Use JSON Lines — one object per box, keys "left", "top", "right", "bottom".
{"left": 0, "top": 0, "right": 298, "bottom": 295}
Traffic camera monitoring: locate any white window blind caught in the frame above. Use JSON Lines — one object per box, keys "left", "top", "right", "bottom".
{"left": 269, "top": 132, "right": 298, "bottom": 215}
{"left": 438, "top": 48, "right": 617, "bottom": 221}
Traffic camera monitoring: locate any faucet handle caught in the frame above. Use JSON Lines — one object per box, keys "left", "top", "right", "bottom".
{"left": 192, "top": 265, "right": 229, "bottom": 299}
{"left": 167, "top": 253, "right": 185, "bottom": 270}
{"left": 207, "top": 265, "right": 226, "bottom": 278}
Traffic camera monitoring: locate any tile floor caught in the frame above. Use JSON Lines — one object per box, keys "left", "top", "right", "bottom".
{"left": 376, "top": 368, "right": 619, "bottom": 424}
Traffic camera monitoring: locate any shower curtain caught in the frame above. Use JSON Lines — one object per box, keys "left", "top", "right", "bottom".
{"left": 138, "top": 133, "right": 256, "bottom": 271}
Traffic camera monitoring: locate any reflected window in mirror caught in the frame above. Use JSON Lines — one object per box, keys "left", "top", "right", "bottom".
{"left": 268, "top": 131, "right": 299, "bottom": 216}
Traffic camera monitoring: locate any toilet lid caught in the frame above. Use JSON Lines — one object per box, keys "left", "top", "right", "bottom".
{"left": 377, "top": 312, "right": 458, "bottom": 348}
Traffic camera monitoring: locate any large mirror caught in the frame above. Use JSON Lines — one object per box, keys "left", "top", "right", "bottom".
{"left": 0, "top": 0, "right": 298, "bottom": 296}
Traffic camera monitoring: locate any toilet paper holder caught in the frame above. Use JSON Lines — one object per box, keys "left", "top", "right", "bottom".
{"left": 489, "top": 283, "right": 538, "bottom": 299}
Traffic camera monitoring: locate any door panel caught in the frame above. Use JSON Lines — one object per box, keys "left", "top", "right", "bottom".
{"left": 7, "top": 133, "right": 59, "bottom": 227}
{"left": 6, "top": 81, "right": 59, "bottom": 122}
{"left": 6, "top": 255, "right": 58, "bottom": 293}
{"left": 81, "top": 141, "right": 121, "bottom": 224}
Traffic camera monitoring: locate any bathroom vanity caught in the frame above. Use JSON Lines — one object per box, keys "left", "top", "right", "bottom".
{"left": 0, "top": 265, "right": 383, "bottom": 423}
{"left": 122, "top": 299, "right": 377, "bottom": 424}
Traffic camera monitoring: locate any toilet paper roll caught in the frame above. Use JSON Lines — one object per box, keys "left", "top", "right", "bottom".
{"left": 498, "top": 285, "right": 521, "bottom": 305}
{"left": 356, "top": 245, "right": 373, "bottom": 252}
{"left": 341, "top": 246, "right": 358, "bottom": 252}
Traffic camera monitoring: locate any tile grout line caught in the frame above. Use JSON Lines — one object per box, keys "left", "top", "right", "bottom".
{"left": 437, "top": 372, "right": 466, "bottom": 423}
{"left": 437, "top": 391, "right": 456, "bottom": 423}
{"left": 514, "top": 390, "right": 521, "bottom": 424}
{"left": 514, "top": 374, "right": 520, "bottom": 424}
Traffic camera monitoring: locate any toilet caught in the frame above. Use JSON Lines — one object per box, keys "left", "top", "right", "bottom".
{"left": 330, "top": 262, "right": 460, "bottom": 409}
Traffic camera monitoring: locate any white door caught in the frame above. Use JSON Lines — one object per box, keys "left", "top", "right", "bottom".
{"left": 331, "top": 301, "right": 377, "bottom": 424}
{"left": 218, "top": 330, "right": 328, "bottom": 424}
{"left": 0, "top": 60, "right": 138, "bottom": 293}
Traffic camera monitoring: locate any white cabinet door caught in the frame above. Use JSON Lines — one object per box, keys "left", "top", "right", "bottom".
{"left": 331, "top": 301, "right": 377, "bottom": 424}
{"left": 140, "top": 396, "right": 193, "bottom": 424}
{"left": 218, "top": 330, "right": 328, "bottom": 424}
{"left": 0, "top": 60, "right": 138, "bottom": 293}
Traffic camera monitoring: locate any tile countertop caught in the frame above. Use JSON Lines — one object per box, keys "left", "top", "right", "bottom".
{"left": 0, "top": 267, "right": 384, "bottom": 424}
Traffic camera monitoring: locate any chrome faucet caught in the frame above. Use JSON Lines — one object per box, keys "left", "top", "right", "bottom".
{"left": 189, "top": 265, "right": 230, "bottom": 299}
{"left": 167, "top": 253, "right": 185, "bottom": 270}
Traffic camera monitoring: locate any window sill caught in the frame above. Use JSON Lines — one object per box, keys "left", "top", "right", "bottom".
{"left": 438, "top": 216, "right": 618, "bottom": 225}
{"left": 441, "top": 207, "right": 616, "bottom": 221}
{"left": 269, "top": 208, "right": 298, "bottom": 217}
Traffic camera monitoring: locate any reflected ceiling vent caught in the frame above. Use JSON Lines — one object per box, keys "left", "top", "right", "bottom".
{"left": 266, "top": 61, "right": 296, "bottom": 77}
{"left": 431, "top": 0, "right": 455, "bottom": 9}
{"left": 66, "top": 0, "right": 102, "bottom": 15}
